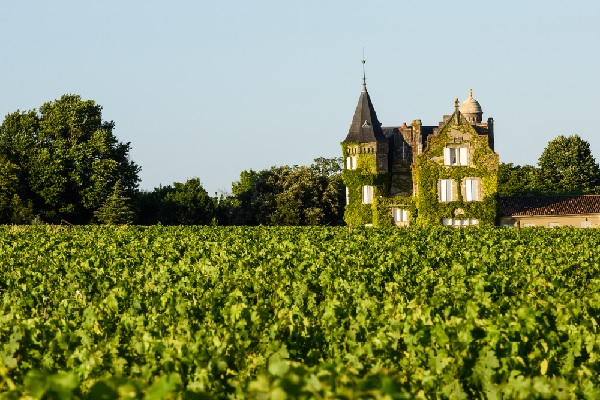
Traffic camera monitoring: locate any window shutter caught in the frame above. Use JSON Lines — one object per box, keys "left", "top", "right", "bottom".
{"left": 440, "top": 180, "right": 447, "bottom": 202}
{"left": 465, "top": 179, "right": 473, "bottom": 201}
{"left": 459, "top": 148, "right": 468, "bottom": 166}
{"left": 346, "top": 187, "right": 350, "bottom": 205}
{"left": 362, "top": 186, "right": 373, "bottom": 204}
{"left": 444, "top": 148, "right": 451, "bottom": 165}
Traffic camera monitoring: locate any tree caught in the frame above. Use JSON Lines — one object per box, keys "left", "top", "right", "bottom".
{"left": 535, "top": 135, "right": 600, "bottom": 194}
{"left": 498, "top": 162, "right": 538, "bottom": 196}
{"left": 223, "top": 158, "right": 345, "bottom": 226}
{"left": 0, "top": 95, "right": 140, "bottom": 223}
{"left": 162, "top": 178, "right": 215, "bottom": 225}
{"left": 94, "top": 180, "right": 135, "bottom": 224}
{"left": 135, "top": 178, "right": 215, "bottom": 225}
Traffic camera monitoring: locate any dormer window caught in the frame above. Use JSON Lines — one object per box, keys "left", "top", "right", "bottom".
{"left": 444, "top": 147, "right": 468, "bottom": 166}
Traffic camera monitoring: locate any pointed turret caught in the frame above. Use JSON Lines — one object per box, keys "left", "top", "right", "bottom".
{"left": 342, "top": 81, "right": 386, "bottom": 143}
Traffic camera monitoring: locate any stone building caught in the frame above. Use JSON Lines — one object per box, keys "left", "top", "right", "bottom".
{"left": 341, "top": 77, "right": 499, "bottom": 227}
{"left": 499, "top": 195, "right": 600, "bottom": 228}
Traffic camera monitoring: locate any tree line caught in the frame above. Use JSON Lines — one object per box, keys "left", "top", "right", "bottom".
{"left": 498, "top": 134, "right": 600, "bottom": 196}
{"left": 1, "top": 95, "right": 599, "bottom": 225}
{"left": 0, "top": 95, "right": 344, "bottom": 225}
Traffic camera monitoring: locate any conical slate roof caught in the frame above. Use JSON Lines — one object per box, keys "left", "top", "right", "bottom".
{"left": 343, "top": 84, "right": 387, "bottom": 143}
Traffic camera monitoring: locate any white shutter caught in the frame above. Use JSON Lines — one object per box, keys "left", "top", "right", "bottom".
{"left": 465, "top": 179, "right": 480, "bottom": 202}
{"left": 444, "top": 148, "right": 451, "bottom": 165}
{"left": 346, "top": 187, "right": 350, "bottom": 205}
{"left": 440, "top": 180, "right": 447, "bottom": 202}
{"left": 440, "top": 180, "right": 453, "bottom": 202}
{"left": 362, "top": 186, "right": 373, "bottom": 204}
{"left": 402, "top": 209, "right": 409, "bottom": 222}
{"left": 459, "top": 148, "right": 468, "bottom": 166}
{"left": 443, "top": 218, "right": 452, "bottom": 226}
{"left": 346, "top": 157, "right": 356, "bottom": 170}
{"left": 465, "top": 179, "right": 473, "bottom": 201}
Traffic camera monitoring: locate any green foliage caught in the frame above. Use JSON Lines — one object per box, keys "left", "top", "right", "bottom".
{"left": 2, "top": 226, "right": 600, "bottom": 398}
{"left": 341, "top": 142, "right": 393, "bottom": 227}
{"left": 414, "top": 117, "right": 498, "bottom": 226}
{"left": 94, "top": 180, "right": 135, "bottom": 225}
{"left": 224, "top": 158, "right": 344, "bottom": 226}
{"left": 135, "top": 178, "right": 215, "bottom": 225}
{"left": 498, "top": 162, "right": 538, "bottom": 196}
{"left": 535, "top": 135, "right": 600, "bottom": 194}
{"left": 0, "top": 95, "right": 140, "bottom": 224}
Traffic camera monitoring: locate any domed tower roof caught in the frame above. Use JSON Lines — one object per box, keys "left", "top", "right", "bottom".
{"left": 459, "top": 89, "right": 483, "bottom": 123}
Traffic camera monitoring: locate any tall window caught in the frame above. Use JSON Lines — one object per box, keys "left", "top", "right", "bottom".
{"left": 362, "top": 185, "right": 373, "bottom": 204}
{"left": 439, "top": 179, "right": 454, "bottom": 202}
{"left": 392, "top": 208, "right": 409, "bottom": 222}
{"left": 346, "top": 156, "right": 357, "bottom": 170}
{"left": 464, "top": 178, "right": 480, "bottom": 201}
{"left": 444, "top": 147, "right": 468, "bottom": 166}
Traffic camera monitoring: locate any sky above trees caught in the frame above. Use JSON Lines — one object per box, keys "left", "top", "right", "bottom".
{"left": 1, "top": 1, "right": 599, "bottom": 195}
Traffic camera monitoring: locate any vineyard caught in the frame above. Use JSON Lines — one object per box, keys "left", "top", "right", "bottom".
{"left": 1, "top": 226, "right": 600, "bottom": 399}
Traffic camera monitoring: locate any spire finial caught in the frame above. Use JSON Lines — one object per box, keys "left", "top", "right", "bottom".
{"left": 362, "top": 48, "right": 367, "bottom": 91}
{"left": 455, "top": 98, "right": 460, "bottom": 123}
{"left": 469, "top": 88, "right": 473, "bottom": 98}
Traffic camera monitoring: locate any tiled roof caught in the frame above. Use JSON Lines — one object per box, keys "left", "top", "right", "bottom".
{"left": 499, "top": 195, "right": 600, "bottom": 217}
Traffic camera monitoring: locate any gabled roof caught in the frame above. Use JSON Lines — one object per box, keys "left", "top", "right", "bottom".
{"left": 343, "top": 84, "right": 387, "bottom": 143}
{"left": 499, "top": 195, "right": 600, "bottom": 217}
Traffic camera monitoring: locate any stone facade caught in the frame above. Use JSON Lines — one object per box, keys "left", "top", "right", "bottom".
{"left": 341, "top": 83, "right": 499, "bottom": 227}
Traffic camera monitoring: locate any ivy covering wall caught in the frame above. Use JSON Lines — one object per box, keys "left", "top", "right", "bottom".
{"left": 341, "top": 113, "right": 498, "bottom": 228}
{"left": 414, "top": 116, "right": 498, "bottom": 227}
{"left": 342, "top": 142, "right": 389, "bottom": 226}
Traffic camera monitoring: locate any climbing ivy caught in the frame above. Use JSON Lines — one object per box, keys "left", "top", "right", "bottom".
{"left": 340, "top": 114, "right": 497, "bottom": 228}
{"left": 341, "top": 142, "right": 391, "bottom": 227}
{"left": 414, "top": 116, "right": 498, "bottom": 227}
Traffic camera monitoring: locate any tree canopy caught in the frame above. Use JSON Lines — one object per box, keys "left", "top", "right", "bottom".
{"left": 535, "top": 135, "right": 600, "bottom": 194}
{"left": 219, "top": 158, "right": 344, "bottom": 226}
{"left": 135, "top": 178, "right": 216, "bottom": 225}
{"left": 498, "top": 163, "right": 538, "bottom": 196}
{"left": 0, "top": 95, "right": 140, "bottom": 224}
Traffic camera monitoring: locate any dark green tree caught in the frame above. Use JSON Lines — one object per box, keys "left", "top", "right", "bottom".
{"left": 135, "top": 178, "right": 215, "bottom": 225}
{"left": 94, "top": 180, "right": 135, "bottom": 224}
{"left": 163, "top": 178, "right": 215, "bottom": 225}
{"left": 535, "top": 135, "right": 600, "bottom": 194}
{"left": 0, "top": 94, "right": 140, "bottom": 224}
{"left": 223, "top": 158, "right": 344, "bottom": 226}
{"left": 498, "top": 162, "right": 538, "bottom": 196}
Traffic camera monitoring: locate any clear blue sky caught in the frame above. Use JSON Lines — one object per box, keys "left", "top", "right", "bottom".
{"left": 1, "top": 1, "right": 599, "bottom": 195}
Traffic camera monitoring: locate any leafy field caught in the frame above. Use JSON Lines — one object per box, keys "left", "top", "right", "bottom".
{"left": 1, "top": 226, "right": 600, "bottom": 399}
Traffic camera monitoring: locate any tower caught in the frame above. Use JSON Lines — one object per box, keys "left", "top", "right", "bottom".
{"left": 341, "top": 63, "right": 390, "bottom": 226}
